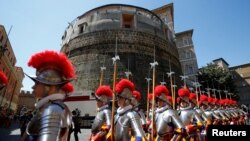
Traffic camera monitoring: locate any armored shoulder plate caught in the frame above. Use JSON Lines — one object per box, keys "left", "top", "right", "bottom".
{"left": 114, "top": 110, "right": 146, "bottom": 140}
{"left": 196, "top": 108, "right": 210, "bottom": 121}
{"left": 156, "top": 109, "right": 184, "bottom": 137}
{"left": 91, "top": 108, "right": 111, "bottom": 134}
{"left": 138, "top": 110, "right": 147, "bottom": 125}
{"left": 26, "top": 101, "right": 71, "bottom": 141}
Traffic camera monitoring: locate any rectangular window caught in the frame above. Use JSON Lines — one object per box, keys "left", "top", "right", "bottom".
{"left": 122, "top": 14, "right": 134, "bottom": 28}
{"left": 183, "top": 39, "right": 188, "bottom": 46}
{"left": 188, "top": 65, "right": 193, "bottom": 74}
{"left": 188, "top": 38, "right": 193, "bottom": 45}
{"left": 79, "top": 23, "right": 87, "bottom": 34}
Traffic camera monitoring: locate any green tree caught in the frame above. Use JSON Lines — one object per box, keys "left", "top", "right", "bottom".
{"left": 197, "top": 63, "right": 239, "bottom": 100}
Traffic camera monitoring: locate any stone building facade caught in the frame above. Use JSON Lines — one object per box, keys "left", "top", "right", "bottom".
{"left": 60, "top": 4, "right": 183, "bottom": 103}
{"left": 213, "top": 58, "right": 229, "bottom": 71}
{"left": 212, "top": 58, "right": 250, "bottom": 105}
{"left": 230, "top": 63, "right": 250, "bottom": 105}
{"left": 175, "top": 29, "right": 199, "bottom": 87}
{"left": 0, "top": 25, "right": 24, "bottom": 112}
{"left": 17, "top": 90, "right": 36, "bottom": 113}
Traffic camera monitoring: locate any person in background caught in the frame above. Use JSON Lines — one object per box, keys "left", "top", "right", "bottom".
{"left": 68, "top": 110, "right": 81, "bottom": 141}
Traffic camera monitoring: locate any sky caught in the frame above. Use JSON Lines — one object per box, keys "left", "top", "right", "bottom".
{"left": 1, "top": 0, "right": 250, "bottom": 91}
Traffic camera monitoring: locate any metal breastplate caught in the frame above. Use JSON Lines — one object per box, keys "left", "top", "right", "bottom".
{"left": 25, "top": 101, "right": 72, "bottom": 141}
{"left": 179, "top": 109, "right": 195, "bottom": 126}
{"left": 221, "top": 109, "right": 231, "bottom": 118}
{"left": 196, "top": 108, "right": 210, "bottom": 121}
{"left": 114, "top": 110, "right": 145, "bottom": 140}
{"left": 91, "top": 108, "right": 111, "bottom": 134}
{"left": 138, "top": 110, "right": 147, "bottom": 125}
{"left": 204, "top": 111, "right": 213, "bottom": 120}
{"left": 209, "top": 110, "right": 221, "bottom": 120}
{"left": 156, "top": 109, "right": 184, "bottom": 137}
{"left": 214, "top": 110, "right": 227, "bottom": 119}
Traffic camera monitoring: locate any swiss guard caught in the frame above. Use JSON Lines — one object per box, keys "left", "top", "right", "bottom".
{"left": 189, "top": 93, "right": 210, "bottom": 140}
{"left": 0, "top": 70, "right": 8, "bottom": 89}
{"left": 153, "top": 85, "right": 185, "bottom": 141}
{"left": 108, "top": 79, "right": 147, "bottom": 141}
{"left": 22, "top": 50, "right": 76, "bottom": 141}
{"left": 214, "top": 99, "right": 230, "bottom": 125}
{"left": 178, "top": 87, "right": 204, "bottom": 141}
{"left": 90, "top": 85, "right": 113, "bottom": 141}
{"left": 200, "top": 95, "right": 221, "bottom": 125}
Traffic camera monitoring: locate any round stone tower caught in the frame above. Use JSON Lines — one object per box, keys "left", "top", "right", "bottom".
{"left": 60, "top": 4, "right": 182, "bottom": 103}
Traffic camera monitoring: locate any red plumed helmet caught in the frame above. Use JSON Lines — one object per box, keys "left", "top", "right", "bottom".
{"left": 0, "top": 70, "right": 8, "bottom": 86}
{"left": 233, "top": 100, "right": 237, "bottom": 105}
{"left": 166, "top": 96, "right": 173, "bottom": 104}
{"left": 94, "top": 85, "right": 113, "bottom": 103}
{"left": 154, "top": 85, "right": 170, "bottom": 103}
{"left": 61, "top": 83, "right": 74, "bottom": 93}
{"left": 178, "top": 88, "right": 190, "bottom": 97}
{"left": 115, "top": 79, "right": 135, "bottom": 99}
{"left": 199, "top": 95, "right": 208, "bottom": 106}
{"left": 27, "top": 50, "right": 76, "bottom": 85}
{"left": 132, "top": 90, "right": 142, "bottom": 101}
{"left": 200, "top": 95, "right": 208, "bottom": 102}
{"left": 177, "top": 88, "right": 190, "bottom": 103}
{"left": 189, "top": 93, "right": 196, "bottom": 100}
{"left": 219, "top": 99, "right": 225, "bottom": 105}
{"left": 155, "top": 85, "right": 169, "bottom": 96}
{"left": 189, "top": 93, "right": 197, "bottom": 104}
{"left": 148, "top": 93, "right": 153, "bottom": 101}
{"left": 225, "top": 98, "right": 230, "bottom": 105}
{"left": 213, "top": 98, "right": 219, "bottom": 105}
{"left": 177, "top": 97, "right": 181, "bottom": 104}
{"left": 229, "top": 99, "right": 233, "bottom": 105}
{"left": 208, "top": 97, "right": 214, "bottom": 104}
{"left": 96, "top": 85, "right": 113, "bottom": 98}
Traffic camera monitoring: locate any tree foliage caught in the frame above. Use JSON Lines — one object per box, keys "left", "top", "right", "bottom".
{"left": 197, "top": 63, "right": 239, "bottom": 100}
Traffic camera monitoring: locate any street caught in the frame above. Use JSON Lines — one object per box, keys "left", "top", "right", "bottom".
{"left": 0, "top": 120, "right": 91, "bottom": 141}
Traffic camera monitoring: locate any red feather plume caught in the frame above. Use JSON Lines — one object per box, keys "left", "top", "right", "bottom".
{"left": 133, "top": 90, "right": 141, "bottom": 101}
{"left": 233, "top": 100, "right": 237, "bottom": 105}
{"left": 62, "top": 83, "right": 74, "bottom": 93}
{"left": 148, "top": 93, "right": 153, "bottom": 101}
{"left": 0, "top": 70, "right": 8, "bottom": 85}
{"left": 177, "top": 97, "right": 180, "bottom": 104}
{"left": 155, "top": 85, "right": 169, "bottom": 96}
{"left": 28, "top": 50, "right": 75, "bottom": 79}
{"left": 198, "top": 95, "right": 208, "bottom": 106}
{"left": 115, "top": 79, "right": 135, "bottom": 94}
{"left": 199, "top": 95, "right": 208, "bottom": 102}
{"left": 96, "top": 85, "right": 113, "bottom": 97}
{"left": 207, "top": 97, "right": 214, "bottom": 103}
{"left": 189, "top": 93, "right": 196, "bottom": 100}
{"left": 219, "top": 99, "right": 225, "bottom": 105}
{"left": 225, "top": 98, "right": 230, "bottom": 105}
{"left": 213, "top": 98, "right": 219, "bottom": 104}
{"left": 178, "top": 88, "right": 190, "bottom": 97}
{"left": 167, "top": 96, "right": 172, "bottom": 104}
